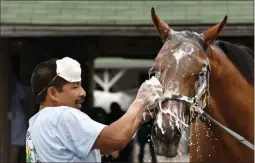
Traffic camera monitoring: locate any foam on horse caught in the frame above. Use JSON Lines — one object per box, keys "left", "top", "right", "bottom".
{"left": 149, "top": 7, "right": 254, "bottom": 163}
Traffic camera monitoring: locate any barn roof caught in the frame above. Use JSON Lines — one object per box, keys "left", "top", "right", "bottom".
{"left": 1, "top": 1, "right": 253, "bottom": 25}
{"left": 1, "top": 1, "right": 253, "bottom": 37}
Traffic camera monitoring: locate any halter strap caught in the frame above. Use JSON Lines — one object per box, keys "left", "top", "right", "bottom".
{"left": 198, "top": 107, "right": 254, "bottom": 150}
{"left": 160, "top": 94, "right": 195, "bottom": 104}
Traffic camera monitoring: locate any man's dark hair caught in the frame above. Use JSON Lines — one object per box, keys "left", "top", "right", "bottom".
{"left": 30, "top": 58, "right": 68, "bottom": 103}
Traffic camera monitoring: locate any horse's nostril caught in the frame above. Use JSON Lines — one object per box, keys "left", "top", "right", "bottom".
{"left": 151, "top": 124, "right": 182, "bottom": 158}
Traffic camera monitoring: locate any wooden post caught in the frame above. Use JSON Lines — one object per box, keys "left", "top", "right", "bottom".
{"left": 0, "top": 38, "right": 11, "bottom": 162}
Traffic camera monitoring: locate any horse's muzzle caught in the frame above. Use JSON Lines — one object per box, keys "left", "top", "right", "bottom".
{"left": 151, "top": 123, "right": 182, "bottom": 157}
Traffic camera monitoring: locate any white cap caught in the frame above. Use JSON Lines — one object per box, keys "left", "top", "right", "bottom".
{"left": 56, "top": 57, "right": 81, "bottom": 82}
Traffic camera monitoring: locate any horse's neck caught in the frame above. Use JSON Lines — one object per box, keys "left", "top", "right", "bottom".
{"left": 207, "top": 45, "right": 254, "bottom": 143}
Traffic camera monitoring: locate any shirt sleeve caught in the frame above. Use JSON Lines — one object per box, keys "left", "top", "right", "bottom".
{"left": 56, "top": 108, "right": 106, "bottom": 158}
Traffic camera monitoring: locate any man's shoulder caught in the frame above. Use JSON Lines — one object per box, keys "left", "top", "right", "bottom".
{"left": 41, "top": 106, "right": 83, "bottom": 115}
{"left": 28, "top": 106, "right": 76, "bottom": 124}
{"left": 59, "top": 106, "right": 87, "bottom": 116}
{"left": 57, "top": 106, "right": 90, "bottom": 122}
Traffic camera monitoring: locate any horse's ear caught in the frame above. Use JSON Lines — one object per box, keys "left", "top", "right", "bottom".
{"left": 202, "top": 15, "right": 227, "bottom": 46}
{"left": 151, "top": 7, "right": 171, "bottom": 41}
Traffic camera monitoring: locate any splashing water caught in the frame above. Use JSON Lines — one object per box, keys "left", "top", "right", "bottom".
{"left": 156, "top": 112, "right": 165, "bottom": 134}
{"left": 156, "top": 100, "right": 188, "bottom": 135}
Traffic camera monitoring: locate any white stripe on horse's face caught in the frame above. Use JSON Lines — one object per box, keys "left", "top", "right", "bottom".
{"left": 172, "top": 42, "right": 195, "bottom": 68}
{"left": 157, "top": 39, "right": 196, "bottom": 94}
{"left": 153, "top": 30, "right": 205, "bottom": 136}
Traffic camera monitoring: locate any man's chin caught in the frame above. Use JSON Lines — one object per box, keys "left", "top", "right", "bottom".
{"left": 75, "top": 103, "right": 82, "bottom": 109}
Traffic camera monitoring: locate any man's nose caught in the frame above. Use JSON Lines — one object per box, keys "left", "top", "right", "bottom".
{"left": 79, "top": 87, "right": 86, "bottom": 97}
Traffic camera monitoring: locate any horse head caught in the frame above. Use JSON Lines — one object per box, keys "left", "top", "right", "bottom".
{"left": 149, "top": 7, "right": 227, "bottom": 157}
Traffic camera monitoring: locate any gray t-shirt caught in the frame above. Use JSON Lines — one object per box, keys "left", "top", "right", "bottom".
{"left": 26, "top": 106, "right": 106, "bottom": 162}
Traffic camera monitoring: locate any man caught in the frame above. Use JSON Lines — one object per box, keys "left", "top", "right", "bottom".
{"left": 26, "top": 57, "right": 163, "bottom": 162}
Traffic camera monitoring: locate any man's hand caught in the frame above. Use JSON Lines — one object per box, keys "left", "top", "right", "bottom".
{"left": 132, "top": 76, "right": 163, "bottom": 122}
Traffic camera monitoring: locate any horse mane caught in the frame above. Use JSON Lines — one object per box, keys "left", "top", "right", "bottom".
{"left": 214, "top": 40, "right": 254, "bottom": 85}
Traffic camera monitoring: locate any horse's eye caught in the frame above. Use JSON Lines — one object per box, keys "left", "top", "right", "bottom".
{"left": 195, "top": 72, "right": 204, "bottom": 80}
{"left": 199, "top": 72, "right": 204, "bottom": 76}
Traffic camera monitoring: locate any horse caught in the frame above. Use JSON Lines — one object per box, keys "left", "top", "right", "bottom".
{"left": 149, "top": 8, "right": 254, "bottom": 163}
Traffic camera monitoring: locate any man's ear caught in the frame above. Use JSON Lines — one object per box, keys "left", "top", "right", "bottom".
{"left": 47, "top": 87, "right": 59, "bottom": 102}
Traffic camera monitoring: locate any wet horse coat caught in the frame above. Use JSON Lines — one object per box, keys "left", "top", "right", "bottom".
{"left": 189, "top": 41, "right": 254, "bottom": 163}
{"left": 149, "top": 8, "right": 254, "bottom": 163}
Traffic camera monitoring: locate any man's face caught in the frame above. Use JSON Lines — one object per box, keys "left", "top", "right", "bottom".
{"left": 55, "top": 82, "right": 86, "bottom": 109}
